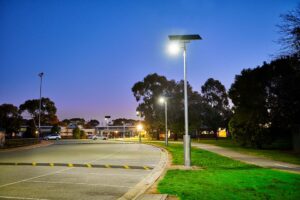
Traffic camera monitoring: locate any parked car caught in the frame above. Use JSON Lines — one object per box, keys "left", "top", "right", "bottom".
{"left": 91, "top": 135, "right": 108, "bottom": 140}
{"left": 44, "top": 134, "right": 61, "bottom": 140}
{"left": 87, "top": 134, "right": 94, "bottom": 139}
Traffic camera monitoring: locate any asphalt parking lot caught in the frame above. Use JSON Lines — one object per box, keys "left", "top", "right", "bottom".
{"left": 0, "top": 140, "right": 162, "bottom": 200}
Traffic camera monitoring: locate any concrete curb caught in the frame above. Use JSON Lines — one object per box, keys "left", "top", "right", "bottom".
{"left": 118, "top": 144, "right": 169, "bottom": 200}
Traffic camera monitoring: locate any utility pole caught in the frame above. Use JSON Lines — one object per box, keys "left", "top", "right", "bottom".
{"left": 38, "top": 72, "right": 44, "bottom": 138}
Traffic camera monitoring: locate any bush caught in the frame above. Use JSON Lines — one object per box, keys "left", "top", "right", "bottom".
{"left": 229, "top": 114, "right": 272, "bottom": 149}
{"left": 72, "top": 128, "right": 81, "bottom": 139}
{"left": 72, "top": 128, "right": 86, "bottom": 139}
{"left": 80, "top": 130, "right": 86, "bottom": 139}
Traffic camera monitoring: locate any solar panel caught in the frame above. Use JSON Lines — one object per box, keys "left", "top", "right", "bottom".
{"left": 168, "top": 34, "right": 202, "bottom": 41}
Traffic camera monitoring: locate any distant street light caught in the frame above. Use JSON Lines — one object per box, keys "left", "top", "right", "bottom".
{"left": 122, "top": 121, "right": 126, "bottom": 140}
{"left": 136, "top": 111, "right": 142, "bottom": 143}
{"left": 159, "top": 97, "right": 168, "bottom": 146}
{"left": 136, "top": 123, "right": 143, "bottom": 143}
{"left": 104, "top": 116, "right": 111, "bottom": 136}
{"left": 38, "top": 72, "right": 44, "bottom": 138}
{"left": 137, "top": 124, "right": 143, "bottom": 131}
{"left": 168, "top": 34, "right": 202, "bottom": 167}
{"left": 114, "top": 130, "right": 118, "bottom": 139}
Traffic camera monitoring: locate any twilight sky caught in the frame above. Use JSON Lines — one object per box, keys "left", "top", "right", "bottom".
{"left": 0, "top": 0, "right": 298, "bottom": 123}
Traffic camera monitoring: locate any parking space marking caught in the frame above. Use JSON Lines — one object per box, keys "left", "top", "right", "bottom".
{"left": 67, "top": 163, "right": 73, "bottom": 167}
{"left": 0, "top": 168, "right": 72, "bottom": 189}
{"left": 28, "top": 180, "right": 132, "bottom": 188}
{"left": 0, "top": 162, "right": 153, "bottom": 170}
{"left": 86, "top": 163, "right": 92, "bottom": 168}
{"left": 0, "top": 195, "right": 49, "bottom": 200}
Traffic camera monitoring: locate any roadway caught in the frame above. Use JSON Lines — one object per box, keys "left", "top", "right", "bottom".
{"left": 0, "top": 140, "right": 162, "bottom": 200}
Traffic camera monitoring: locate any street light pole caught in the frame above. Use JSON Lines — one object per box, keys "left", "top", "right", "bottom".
{"left": 136, "top": 111, "right": 142, "bottom": 143}
{"left": 122, "top": 121, "right": 126, "bottom": 140}
{"left": 104, "top": 116, "right": 111, "bottom": 138}
{"left": 164, "top": 100, "right": 168, "bottom": 146}
{"left": 38, "top": 72, "right": 44, "bottom": 138}
{"left": 168, "top": 34, "right": 201, "bottom": 167}
{"left": 183, "top": 43, "right": 191, "bottom": 167}
{"left": 159, "top": 97, "right": 168, "bottom": 146}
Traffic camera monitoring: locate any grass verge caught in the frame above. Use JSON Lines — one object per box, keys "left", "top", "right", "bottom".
{"left": 153, "top": 143, "right": 300, "bottom": 200}
{"left": 195, "top": 139, "right": 300, "bottom": 165}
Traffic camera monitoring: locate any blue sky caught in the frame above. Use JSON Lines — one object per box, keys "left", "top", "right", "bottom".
{"left": 0, "top": 0, "right": 298, "bottom": 123}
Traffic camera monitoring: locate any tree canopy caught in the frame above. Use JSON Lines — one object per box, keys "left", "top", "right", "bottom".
{"left": 112, "top": 118, "right": 137, "bottom": 126}
{"left": 279, "top": 4, "right": 300, "bottom": 56}
{"left": 19, "top": 97, "right": 58, "bottom": 126}
{"left": 0, "top": 104, "right": 22, "bottom": 137}
{"left": 229, "top": 56, "right": 300, "bottom": 149}
{"left": 132, "top": 73, "right": 230, "bottom": 139}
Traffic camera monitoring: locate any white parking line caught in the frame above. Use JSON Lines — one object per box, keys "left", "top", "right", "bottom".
{"left": 0, "top": 195, "right": 49, "bottom": 200}
{"left": 28, "top": 180, "right": 132, "bottom": 188}
{"left": 0, "top": 168, "right": 72, "bottom": 189}
{"left": 87, "top": 146, "right": 127, "bottom": 164}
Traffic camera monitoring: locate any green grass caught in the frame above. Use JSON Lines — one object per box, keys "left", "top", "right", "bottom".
{"left": 154, "top": 143, "right": 300, "bottom": 200}
{"left": 195, "top": 139, "right": 300, "bottom": 165}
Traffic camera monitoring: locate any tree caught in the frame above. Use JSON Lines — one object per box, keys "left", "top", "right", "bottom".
{"left": 51, "top": 124, "right": 61, "bottom": 134}
{"left": 80, "top": 130, "right": 86, "bottom": 139}
{"left": 19, "top": 97, "right": 58, "bottom": 126}
{"left": 201, "top": 78, "right": 229, "bottom": 110}
{"left": 229, "top": 56, "right": 300, "bottom": 150}
{"left": 85, "top": 119, "right": 100, "bottom": 128}
{"left": 61, "top": 119, "right": 71, "bottom": 126}
{"left": 0, "top": 104, "right": 22, "bottom": 137}
{"left": 132, "top": 73, "right": 174, "bottom": 139}
{"left": 73, "top": 127, "right": 81, "bottom": 139}
{"left": 278, "top": 4, "right": 300, "bottom": 56}
{"left": 69, "top": 118, "right": 85, "bottom": 126}
{"left": 132, "top": 73, "right": 215, "bottom": 140}
{"left": 112, "top": 118, "right": 137, "bottom": 126}
{"left": 201, "top": 78, "right": 232, "bottom": 131}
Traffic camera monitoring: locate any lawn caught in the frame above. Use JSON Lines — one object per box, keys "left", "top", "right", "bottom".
{"left": 195, "top": 139, "right": 300, "bottom": 165}
{"left": 154, "top": 143, "right": 300, "bottom": 200}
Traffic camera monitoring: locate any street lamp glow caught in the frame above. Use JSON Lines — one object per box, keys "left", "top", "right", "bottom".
{"left": 167, "top": 42, "right": 180, "bottom": 55}
{"left": 159, "top": 97, "right": 165, "bottom": 104}
{"left": 137, "top": 124, "right": 143, "bottom": 131}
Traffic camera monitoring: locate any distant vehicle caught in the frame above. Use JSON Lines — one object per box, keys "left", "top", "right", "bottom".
{"left": 44, "top": 134, "right": 61, "bottom": 140}
{"left": 91, "top": 135, "right": 108, "bottom": 140}
{"left": 87, "top": 134, "right": 94, "bottom": 139}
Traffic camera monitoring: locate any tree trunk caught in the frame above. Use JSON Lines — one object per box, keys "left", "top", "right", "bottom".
{"left": 174, "top": 133, "right": 178, "bottom": 141}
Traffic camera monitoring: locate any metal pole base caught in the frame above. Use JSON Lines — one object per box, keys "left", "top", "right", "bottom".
{"left": 184, "top": 134, "right": 191, "bottom": 167}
